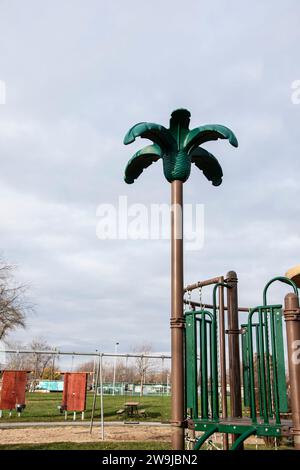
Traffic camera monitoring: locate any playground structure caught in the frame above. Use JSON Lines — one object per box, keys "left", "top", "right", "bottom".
{"left": 0, "top": 370, "right": 28, "bottom": 417}
{"left": 184, "top": 272, "right": 300, "bottom": 450}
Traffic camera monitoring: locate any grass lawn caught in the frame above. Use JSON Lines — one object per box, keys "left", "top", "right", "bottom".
{"left": 0, "top": 392, "right": 171, "bottom": 422}
{"left": 0, "top": 441, "right": 171, "bottom": 450}
{"left": 0, "top": 442, "right": 293, "bottom": 450}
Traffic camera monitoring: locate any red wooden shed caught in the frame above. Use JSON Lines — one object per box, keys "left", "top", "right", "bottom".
{"left": 0, "top": 370, "right": 28, "bottom": 410}
{"left": 61, "top": 372, "right": 87, "bottom": 412}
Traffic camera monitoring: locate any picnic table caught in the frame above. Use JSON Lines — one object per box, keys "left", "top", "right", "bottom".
{"left": 124, "top": 401, "right": 140, "bottom": 417}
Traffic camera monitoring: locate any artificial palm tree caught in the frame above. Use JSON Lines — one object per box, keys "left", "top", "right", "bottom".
{"left": 124, "top": 108, "right": 237, "bottom": 186}
{"left": 123, "top": 108, "right": 238, "bottom": 450}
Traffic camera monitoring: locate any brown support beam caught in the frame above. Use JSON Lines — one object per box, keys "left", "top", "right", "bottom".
{"left": 170, "top": 180, "right": 185, "bottom": 450}
{"left": 284, "top": 293, "right": 300, "bottom": 450}
{"left": 226, "top": 270, "right": 242, "bottom": 445}
{"left": 184, "top": 277, "right": 223, "bottom": 293}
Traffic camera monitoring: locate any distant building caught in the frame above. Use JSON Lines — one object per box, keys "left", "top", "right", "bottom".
{"left": 35, "top": 380, "right": 64, "bottom": 392}
{"left": 97, "top": 382, "right": 170, "bottom": 396}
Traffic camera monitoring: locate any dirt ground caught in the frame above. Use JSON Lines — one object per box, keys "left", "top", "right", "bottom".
{"left": 0, "top": 425, "right": 172, "bottom": 445}
{"left": 0, "top": 425, "right": 265, "bottom": 446}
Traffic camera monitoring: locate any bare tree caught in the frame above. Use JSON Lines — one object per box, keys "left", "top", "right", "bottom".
{"left": 133, "top": 344, "right": 153, "bottom": 396}
{"left": 76, "top": 360, "right": 95, "bottom": 373}
{"left": 76, "top": 360, "right": 96, "bottom": 387}
{"left": 4, "top": 341, "right": 29, "bottom": 370}
{"left": 0, "top": 260, "right": 32, "bottom": 340}
{"left": 28, "top": 339, "right": 56, "bottom": 380}
{"left": 5, "top": 338, "right": 57, "bottom": 385}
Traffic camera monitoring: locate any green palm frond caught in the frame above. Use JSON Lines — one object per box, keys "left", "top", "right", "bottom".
{"left": 124, "top": 122, "right": 176, "bottom": 150}
{"left": 190, "top": 147, "right": 223, "bottom": 186}
{"left": 124, "top": 144, "right": 162, "bottom": 184}
{"left": 184, "top": 124, "right": 238, "bottom": 153}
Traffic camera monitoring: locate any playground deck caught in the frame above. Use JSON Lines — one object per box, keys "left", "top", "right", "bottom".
{"left": 188, "top": 417, "right": 293, "bottom": 436}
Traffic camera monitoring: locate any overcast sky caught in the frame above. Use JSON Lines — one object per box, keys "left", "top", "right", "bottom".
{"left": 0, "top": 0, "right": 299, "bottom": 356}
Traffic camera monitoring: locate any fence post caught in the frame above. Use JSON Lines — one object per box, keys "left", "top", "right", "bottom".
{"left": 283, "top": 293, "right": 300, "bottom": 449}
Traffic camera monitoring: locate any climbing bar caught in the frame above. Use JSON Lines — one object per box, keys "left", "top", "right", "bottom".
{"left": 185, "top": 312, "right": 198, "bottom": 419}
{"left": 263, "top": 276, "right": 298, "bottom": 306}
{"left": 246, "top": 304, "right": 287, "bottom": 425}
{"left": 185, "top": 308, "right": 218, "bottom": 421}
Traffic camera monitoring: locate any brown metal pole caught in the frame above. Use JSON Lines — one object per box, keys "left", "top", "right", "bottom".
{"left": 226, "top": 270, "right": 242, "bottom": 444}
{"left": 219, "top": 281, "right": 229, "bottom": 450}
{"left": 283, "top": 293, "right": 300, "bottom": 450}
{"left": 170, "top": 180, "right": 185, "bottom": 450}
{"left": 184, "top": 277, "right": 223, "bottom": 292}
